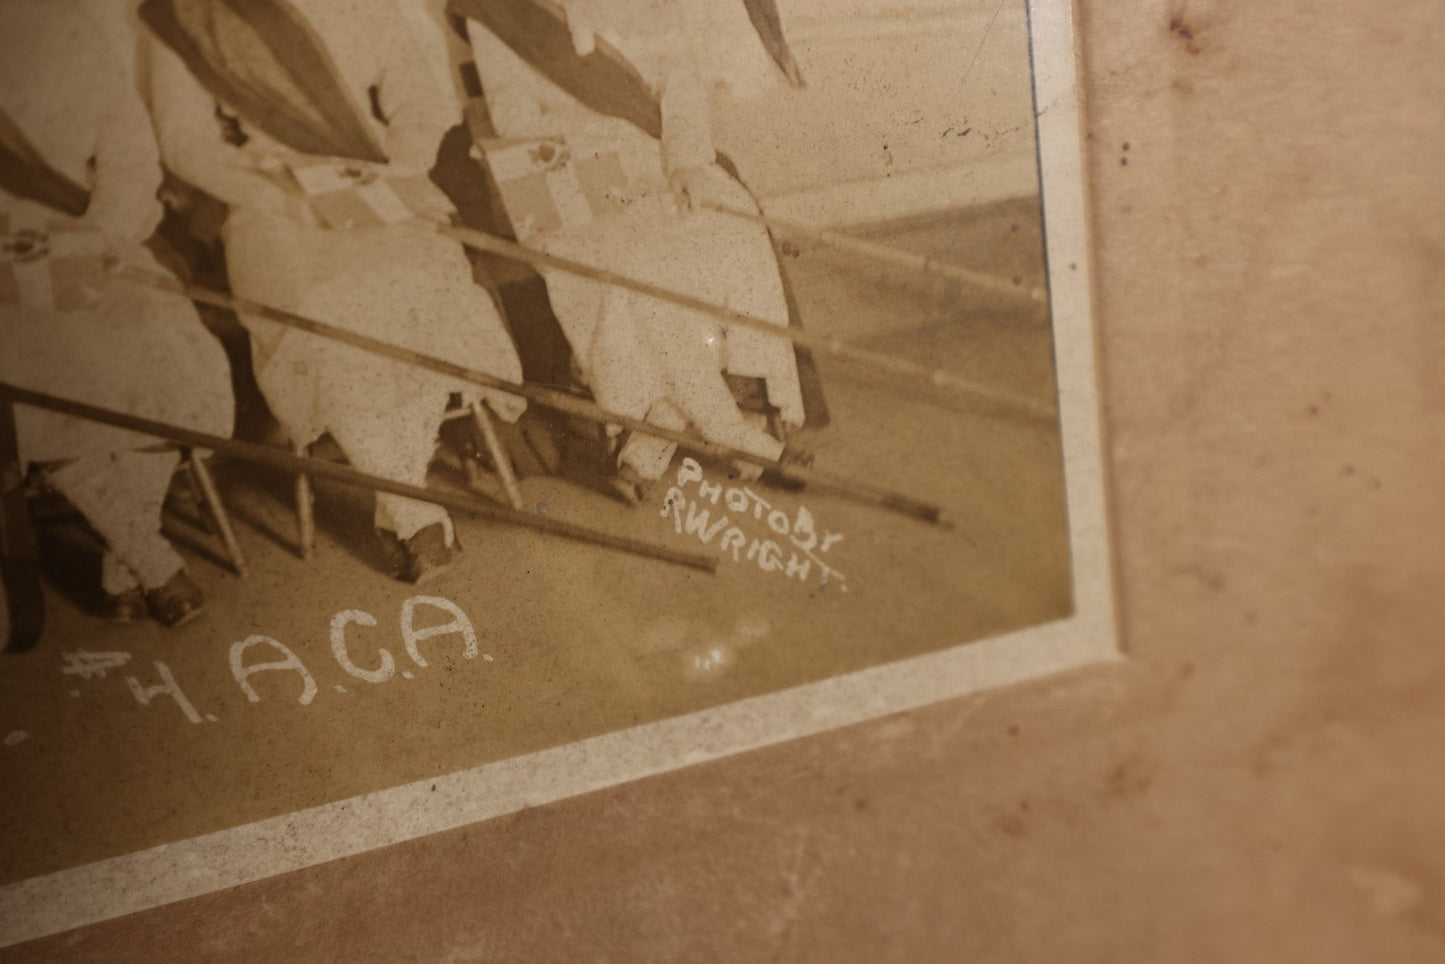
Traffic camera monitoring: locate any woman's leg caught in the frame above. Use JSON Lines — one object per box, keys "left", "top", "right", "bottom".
{"left": 47, "top": 447, "right": 184, "bottom": 592}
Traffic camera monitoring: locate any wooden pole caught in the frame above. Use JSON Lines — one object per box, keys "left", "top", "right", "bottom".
{"left": 423, "top": 222, "right": 1057, "bottom": 420}
{"left": 701, "top": 201, "right": 1051, "bottom": 306}
{"left": 470, "top": 402, "right": 524, "bottom": 510}
{"left": 0, "top": 384, "right": 718, "bottom": 574}
{"left": 188, "top": 453, "right": 250, "bottom": 578}
{"left": 0, "top": 386, "right": 43, "bottom": 652}
{"left": 292, "top": 442, "right": 316, "bottom": 561}
{"left": 109, "top": 264, "right": 959, "bottom": 527}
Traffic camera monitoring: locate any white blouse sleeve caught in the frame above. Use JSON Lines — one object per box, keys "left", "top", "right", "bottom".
{"left": 78, "top": 24, "right": 164, "bottom": 241}
{"left": 143, "top": 32, "right": 291, "bottom": 214}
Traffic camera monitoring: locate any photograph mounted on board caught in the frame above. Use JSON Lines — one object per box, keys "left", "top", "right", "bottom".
{"left": 0, "top": 0, "right": 1113, "bottom": 943}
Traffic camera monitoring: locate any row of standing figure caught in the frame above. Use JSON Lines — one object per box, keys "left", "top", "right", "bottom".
{"left": 0, "top": 0, "right": 822, "bottom": 630}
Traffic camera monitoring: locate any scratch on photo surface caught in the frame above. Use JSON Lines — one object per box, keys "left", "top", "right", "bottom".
{"left": 956, "top": 0, "right": 1010, "bottom": 97}
{"left": 774, "top": 828, "right": 823, "bottom": 961}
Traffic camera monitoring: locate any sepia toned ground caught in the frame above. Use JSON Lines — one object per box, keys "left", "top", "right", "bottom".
{"left": 0, "top": 196, "right": 1071, "bottom": 886}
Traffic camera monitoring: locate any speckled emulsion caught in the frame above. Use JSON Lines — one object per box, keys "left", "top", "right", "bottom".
{"left": 0, "top": 0, "right": 1114, "bottom": 947}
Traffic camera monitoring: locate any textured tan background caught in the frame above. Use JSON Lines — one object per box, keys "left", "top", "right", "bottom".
{"left": 9, "top": 0, "right": 1445, "bottom": 959}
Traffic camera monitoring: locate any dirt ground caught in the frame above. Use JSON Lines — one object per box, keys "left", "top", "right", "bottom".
{"left": 5, "top": 0, "right": 1444, "bottom": 959}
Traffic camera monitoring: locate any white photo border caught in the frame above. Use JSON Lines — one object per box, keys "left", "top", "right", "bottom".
{"left": 0, "top": 0, "right": 1116, "bottom": 945}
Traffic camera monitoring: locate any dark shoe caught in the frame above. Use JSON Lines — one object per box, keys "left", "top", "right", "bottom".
{"left": 102, "top": 587, "right": 148, "bottom": 623}
{"left": 761, "top": 444, "right": 814, "bottom": 492}
{"left": 604, "top": 463, "right": 649, "bottom": 507}
{"left": 437, "top": 406, "right": 483, "bottom": 463}
{"left": 381, "top": 523, "right": 459, "bottom": 585}
{"left": 780, "top": 444, "right": 815, "bottom": 469}
{"left": 557, "top": 425, "right": 647, "bottom": 506}
{"left": 145, "top": 571, "right": 208, "bottom": 628}
{"left": 376, "top": 528, "right": 409, "bottom": 579}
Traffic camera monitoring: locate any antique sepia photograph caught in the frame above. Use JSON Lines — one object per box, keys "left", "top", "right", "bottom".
{"left": 0, "top": 0, "right": 1110, "bottom": 942}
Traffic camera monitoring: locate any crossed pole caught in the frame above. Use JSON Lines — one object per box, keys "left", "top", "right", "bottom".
{"left": 109, "top": 262, "right": 960, "bottom": 528}
{"left": 0, "top": 382, "right": 718, "bottom": 573}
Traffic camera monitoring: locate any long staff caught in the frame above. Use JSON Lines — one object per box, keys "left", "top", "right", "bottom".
{"left": 0, "top": 384, "right": 717, "bottom": 574}
{"left": 426, "top": 222, "right": 1057, "bottom": 423}
{"left": 702, "top": 201, "right": 1051, "bottom": 306}
{"left": 110, "top": 263, "right": 957, "bottom": 527}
